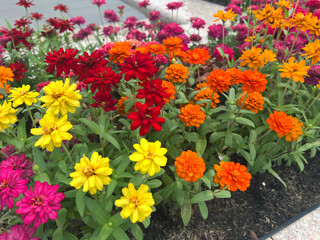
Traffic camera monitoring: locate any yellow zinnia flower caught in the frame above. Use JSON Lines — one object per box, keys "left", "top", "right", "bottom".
{"left": 69, "top": 152, "right": 113, "bottom": 195}
{"left": 278, "top": 57, "right": 310, "bottom": 83}
{"left": 213, "top": 9, "right": 236, "bottom": 22}
{"left": 31, "top": 111, "right": 73, "bottom": 152}
{"left": 0, "top": 66, "right": 14, "bottom": 87}
{"left": 129, "top": 138, "right": 167, "bottom": 176}
{"left": 302, "top": 39, "right": 320, "bottom": 65}
{"left": 239, "top": 47, "right": 264, "bottom": 70}
{"left": 288, "top": 12, "right": 316, "bottom": 32}
{"left": 115, "top": 183, "right": 155, "bottom": 223}
{"left": 275, "top": 0, "right": 292, "bottom": 9}
{"left": 262, "top": 49, "right": 277, "bottom": 64}
{"left": 39, "top": 78, "right": 81, "bottom": 115}
{"left": 0, "top": 101, "right": 17, "bottom": 132}
{"left": 253, "top": 4, "right": 283, "bottom": 24}
{"left": 9, "top": 84, "right": 39, "bottom": 107}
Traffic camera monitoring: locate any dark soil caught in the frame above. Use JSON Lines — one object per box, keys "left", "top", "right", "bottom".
{"left": 144, "top": 155, "right": 320, "bottom": 240}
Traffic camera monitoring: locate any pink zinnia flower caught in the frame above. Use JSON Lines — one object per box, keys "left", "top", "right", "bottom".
{"left": 166, "top": 2, "right": 183, "bottom": 10}
{"left": 1, "top": 154, "right": 34, "bottom": 180}
{"left": 0, "top": 224, "right": 39, "bottom": 240}
{"left": 213, "top": 43, "right": 235, "bottom": 61}
{"left": 0, "top": 167, "right": 27, "bottom": 210}
{"left": 92, "top": 0, "right": 106, "bottom": 7}
{"left": 139, "top": 0, "right": 151, "bottom": 8}
{"left": 16, "top": 181, "right": 65, "bottom": 228}
{"left": 190, "top": 17, "right": 206, "bottom": 30}
{"left": 104, "top": 10, "right": 120, "bottom": 23}
{"left": 71, "top": 16, "right": 86, "bottom": 25}
{"left": 36, "top": 81, "right": 50, "bottom": 92}
{"left": 149, "top": 10, "right": 161, "bottom": 21}
{"left": 1, "top": 145, "right": 15, "bottom": 159}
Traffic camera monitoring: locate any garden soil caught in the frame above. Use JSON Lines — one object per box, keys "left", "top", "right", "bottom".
{"left": 144, "top": 154, "right": 320, "bottom": 240}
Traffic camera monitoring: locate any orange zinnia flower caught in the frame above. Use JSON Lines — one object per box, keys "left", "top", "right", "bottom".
{"left": 0, "top": 84, "right": 12, "bottom": 99}
{"left": 194, "top": 82, "right": 209, "bottom": 90}
{"left": 214, "top": 161, "right": 252, "bottom": 191}
{"left": 275, "top": 0, "right": 292, "bottom": 9}
{"left": 302, "top": 39, "right": 320, "bottom": 65}
{"left": 109, "top": 42, "right": 132, "bottom": 63}
{"left": 178, "top": 104, "right": 206, "bottom": 127}
{"left": 147, "top": 43, "right": 166, "bottom": 55}
{"left": 163, "top": 37, "right": 183, "bottom": 54}
{"left": 239, "top": 47, "right": 264, "bottom": 70}
{"left": 187, "top": 48, "right": 211, "bottom": 65}
{"left": 239, "top": 69, "right": 268, "bottom": 93}
{"left": 206, "top": 69, "right": 231, "bottom": 93}
{"left": 237, "top": 91, "right": 264, "bottom": 114}
{"left": 309, "top": 17, "right": 320, "bottom": 37}
{"left": 288, "top": 12, "right": 315, "bottom": 32}
{"left": 135, "top": 46, "right": 149, "bottom": 54}
{"left": 175, "top": 150, "right": 206, "bottom": 183}
{"left": 266, "top": 111, "right": 293, "bottom": 137}
{"left": 117, "top": 96, "right": 136, "bottom": 116}
{"left": 285, "top": 117, "right": 303, "bottom": 142}
{"left": 165, "top": 63, "right": 189, "bottom": 83}
{"left": 195, "top": 88, "right": 220, "bottom": 108}
{"left": 226, "top": 68, "right": 243, "bottom": 85}
{"left": 161, "top": 80, "right": 176, "bottom": 103}
{"left": 169, "top": 50, "right": 188, "bottom": 62}
{"left": 213, "top": 9, "right": 236, "bottom": 22}
{"left": 0, "top": 66, "right": 14, "bottom": 87}
{"left": 278, "top": 57, "right": 310, "bottom": 83}
{"left": 253, "top": 4, "right": 283, "bottom": 24}
{"left": 262, "top": 49, "right": 277, "bottom": 64}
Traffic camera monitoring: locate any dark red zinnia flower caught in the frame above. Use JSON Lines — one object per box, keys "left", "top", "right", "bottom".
{"left": 91, "top": 91, "right": 117, "bottom": 112}
{"left": 30, "top": 12, "right": 43, "bottom": 20}
{"left": 136, "top": 79, "right": 170, "bottom": 107}
{"left": 57, "top": 19, "right": 74, "bottom": 33}
{"left": 16, "top": 0, "right": 34, "bottom": 8}
{"left": 84, "top": 66, "right": 121, "bottom": 93}
{"left": 54, "top": 4, "right": 69, "bottom": 13}
{"left": 44, "top": 48, "right": 79, "bottom": 77}
{"left": 14, "top": 18, "right": 31, "bottom": 28}
{"left": 41, "top": 27, "right": 55, "bottom": 37}
{"left": 0, "top": 28, "right": 33, "bottom": 49}
{"left": 119, "top": 51, "right": 158, "bottom": 81}
{"left": 127, "top": 102, "right": 165, "bottom": 136}
{"left": 74, "top": 50, "right": 108, "bottom": 81}
{"left": 9, "top": 61, "right": 28, "bottom": 82}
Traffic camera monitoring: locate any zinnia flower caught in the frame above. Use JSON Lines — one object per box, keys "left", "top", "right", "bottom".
{"left": 161, "top": 80, "right": 176, "bottom": 103}
{"left": 39, "top": 78, "right": 81, "bottom": 115}
{"left": 0, "top": 167, "right": 27, "bottom": 210}
{"left": 16, "top": 181, "right": 65, "bottom": 228}
{"left": 213, "top": 44, "right": 235, "bottom": 62}
{"left": 178, "top": 104, "right": 206, "bottom": 127}
{"left": 129, "top": 138, "right": 167, "bottom": 176}
{"left": 213, "top": 9, "right": 236, "bottom": 22}
{"left": 163, "top": 37, "right": 183, "bottom": 54}
{"left": 0, "top": 101, "right": 17, "bottom": 132}
{"left": 16, "top": 0, "right": 34, "bottom": 8}
{"left": 30, "top": 111, "right": 73, "bottom": 152}
{"left": 285, "top": 117, "right": 304, "bottom": 142}
{"left": 302, "top": 39, "right": 320, "bottom": 65}
{"left": 278, "top": 57, "right": 310, "bottom": 83}
{"left": 109, "top": 42, "right": 132, "bottom": 63}
{"left": 1, "top": 154, "right": 34, "bottom": 180}
{"left": 214, "top": 161, "right": 252, "bottom": 191}
{"left": 187, "top": 48, "right": 211, "bottom": 65}
{"left": 239, "top": 47, "right": 264, "bottom": 70}
{"left": 9, "top": 61, "right": 27, "bottom": 82}
{"left": 253, "top": 4, "right": 283, "bottom": 24}
{"left": 305, "top": 65, "right": 320, "bottom": 85}
{"left": 206, "top": 69, "right": 232, "bottom": 93}
{"left": 288, "top": 12, "right": 315, "bottom": 32}
{"left": 91, "top": 91, "right": 117, "bottom": 112}
{"left": 136, "top": 79, "right": 170, "bottom": 107}
{"left": 0, "top": 65, "right": 14, "bottom": 87}
{"left": 262, "top": 49, "right": 277, "bottom": 64}
{"left": 119, "top": 51, "right": 158, "bottom": 81}
{"left": 165, "top": 63, "right": 189, "bottom": 83}
{"left": 195, "top": 88, "right": 220, "bottom": 108}
{"left": 115, "top": 183, "right": 155, "bottom": 223}
{"left": 237, "top": 91, "right": 264, "bottom": 114}
{"left": 226, "top": 67, "right": 243, "bottom": 85}
{"left": 127, "top": 102, "right": 165, "bottom": 136}
{"left": 147, "top": 43, "right": 166, "bottom": 55}
{"left": 266, "top": 111, "right": 293, "bottom": 137}
{"left": 70, "top": 152, "right": 113, "bottom": 194}
{"left": 44, "top": 48, "right": 78, "bottom": 77}
{"left": 166, "top": 2, "right": 183, "bottom": 10}
{"left": 239, "top": 69, "right": 268, "bottom": 93}
{"left": 0, "top": 224, "right": 39, "bottom": 240}
{"left": 139, "top": 0, "right": 150, "bottom": 8}
{"left": 9, "top": 85, "right": 39, "bottom": 107}
{"left": 117, "top": 96, "right": 136, "bottom": 116}
{"left": 30, "top": 12, "right": 43, "bottom": 20}
{"left": 92, "top": 0, "right": 106, "bottom": 6}
{"left": 175, "top": 150, "right": 206, "bottom": 182}
{"left": 54, "top": 4, "right": 68, "bottom": 13}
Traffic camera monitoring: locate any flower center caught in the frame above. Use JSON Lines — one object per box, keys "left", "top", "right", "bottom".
{"left": 146, "top": 151, "right": 155, "bottom": 160}
{"left": 145, "top": 114, "right": 151, "bottom": 119}
{"left": 43, "top": 122, "right": 57, "bottom": 134}
{"left": 84, "top": 165, "right": 95, "bottom": 176}
{"left": 53, "top": 92, "right": 64, "bottom": 99}
{"left": 232, "top": 170, "right": 240, "bottom": 181}
{"left": 19, "top": 89, "right": 28, "bottom": 96}
{"left": 130, "top": 196, "right": 138, "bottom": 206}
{"left": 33, "top": 195, "right": 43, "bottom": 206}
{"left": 0, "top": 179, "right": 8, "bottom": 188}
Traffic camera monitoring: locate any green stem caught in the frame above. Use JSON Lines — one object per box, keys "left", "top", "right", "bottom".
{"left": 289, "top": 82, "right": 301, "bottom": 104}
{"left": 285, "top": 29, "right": 301, "bottom": 61}
{"left": 260, "top": 23, "right": 269, "bottom": 50}
{"left": 0, "top": 150, "right": 9, "bottom": 159}
{"left": 26, "top": 105, "right": 36, "bottom": 128}
{"left": 277, "top": 78, "right": 291, "bottom": 108}
{"left": 98, "top": 6, "right": 104, "bottom": 26}
{"left": 61, "top": 142, "right": 73, "bottom": 165}
{"left": 250, "top": 130, "right": 271, "bottom": 144}
{"left": 222, "top": 21, "right": 225, "bottom": 51}
{"left": 304, "top": 91, "right": 320, "bottom": 115}
{"left": 229, "top": 91, "right": 248, "bottom": 128}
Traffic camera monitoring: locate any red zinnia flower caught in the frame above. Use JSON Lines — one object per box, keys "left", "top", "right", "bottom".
{"left": 16, "top": 0, "right": 34, "bottom": 8}
{"left": 14, "top": 18, "right": 31, "bottom": 28}
{"left": 84, "top": 66, "right": 121, "bottom": 93}
{"left": 54, "top": 4, "right": 68, "bottom": 13}
{"left": 9, "top": 61, "right": 28, "bottom": 82}
{"left": 119, "top": 51, "right": 158, "bottom": 81}
{"left": 127, "top": 102, "right": 165, "bottom": 136}
{"left": 16, "top": 181, "right": 65, "bottom": 228}
{"left": 30, "top": 12, "right": 43, "bottom": 20}
{"left": 91, "top": 91, "right": 117, "bottom": 112}
{"left": 136, "top": 79, "right": 170, "bottom": 107}
{"left": 74, "top": 50, "right": 108, "bottom": 81}
{"left": 0, "top": 28, "right": 33, "bottom": 49}
{"left": 44, "top": 48, "right": 79, "bottom": 77}
{"left": 57, "top": 19, "right": 74, "bottom": 33}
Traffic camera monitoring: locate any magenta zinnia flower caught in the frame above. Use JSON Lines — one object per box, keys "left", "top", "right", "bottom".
{"left": 1, "top": 145, "right": 16, "bottom": 159}
{"left": 1, "top": 154, "right": 34, "bottom": 180}
{"left": 0, "top": 224, "right": 39, "bottom": 240}
{"left": 104, "top": 10, "right": 120, "bottom": 23}
{"left": 137, "top": 79, "right": 170, "bottom": 107}
{"left": 127, "top": 102, "right": 165, "bottom": 136}
{"left": 0, "top": 167, "right": 27, "bottom": 210}
{"left": 139, "top": 0, "right": 151, "bottom": 8}
{"left": 166, "top": 2, "right": 183, "bottom": 10}
{"left": 92, "top": 0, "right": 106, "bottom": 7}
{"left": 16, "top": 181, "right": 65, "bottom": 228}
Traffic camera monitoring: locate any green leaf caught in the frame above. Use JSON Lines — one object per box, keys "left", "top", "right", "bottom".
{"left": 200, "top": 176, "right": 211, "bottom": 189}
{"left": 76, "top": 190, "right": 85, "bottom": 217}
{"left": 213, "top": 190, "right": 231, "bottom": 198}
{"left": 209, "top": 132, "right": 226, "bottom": 143}
{"left": 0, "top": 133, "right": 24, "bottom": 150}
{"left": 159, "top": 184, "right": 174, "bottom": 201}
{"left": 56, "top": 208, "right": 67, "bottom": 226}
{"left": 131, "top": 224, "right": 143, "bottom": 240}
{"left": 34, "top": 173, "right": 51, "bottom": 184}
{"left": 104, "top": 133, "right": 121, "bottom": 151}
{"left": 97, "top": 223, "right": 113, "bottom": 240}
{"left": 147, "top": 179, "right": 162, "bottom": 189}
{"left": 196, "top": 137, "right": 207, "bottom": 156}
{"left": 174, "top": 181, "right": 184, "bottom": 206}
{"left": 198, "top": 202, "right": 208, "bottom": 220}
{"left": 249, "top": 130, "right": 257, "bottom": 143}
{"left": 181, "top": 197, "right": 192, "bottom": 226}
{"left": 17, "top": 118, "right": 27, "bottom": 141}
{"left": 33, "top": 148, "right": 46, "bottom": 171}
{"left": 79, "top": 118, "right": 100, "bottom": 134}
{"left": 190, "top": 190, "right": 214, "bottom": 204}
{"left": 267, "top": 168, "right": 287, "bottom": 187}
{"left": 85, "top": 197, "right": 108, "bottom": 225}
{"left": 112, "top": 227, "right": 130, "bottom": 240}
{"left": 52, "top": 229, "right": 63, "bottom": 240}
{"left": 109, "top": 213, "right": 125, "bottom": 227}
{"left": 106, "top": 180, "right": 117, "bottom": 197}
{"left": 249, "top": 144, "right": 256, "bottom": 163}
{"left": 142, "top": 217, "right": 150, "bottom": 228}
{"left": 297, "top": 143, "right": 313, "bottom": 153}
{"left": 185, "top": 132, "right": 199, "bottom": 143}
{"left": 235, "top": 117, "right": 255, "bottom": 128}
{"left": 63, "top": 232, "right": 78, "bottom": 240}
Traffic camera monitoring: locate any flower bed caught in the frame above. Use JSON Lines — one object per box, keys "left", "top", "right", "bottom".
{"left": 0, "top": 0, "right": 320, "bottom": 239}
